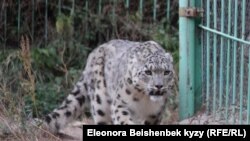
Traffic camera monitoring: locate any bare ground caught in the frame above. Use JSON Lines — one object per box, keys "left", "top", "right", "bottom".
{"left": 0, "top": 107, "right": 227, "bottom": 141}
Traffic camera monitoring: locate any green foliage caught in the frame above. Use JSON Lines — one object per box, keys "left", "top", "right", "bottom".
{"left": 32, "top": 40, "right": 89, "bottom": 77}
{"left": 24, "top": 81, "right": 63, "bottom": 117}
{"left": 26, "top": 40, "right": 89, "bottom": 117}
{"left": 24, "top": 67, "right": 83, "bottom": 117}
{"left": 152, "top": 19, "right": 179, "bottom": 72}
{"left": 56, "top": 14, "right": 74, "bottom": 40}
{"left": 0, "top": 1, "right": 179, "bottom": 122}
{"left": 0, "top": 38, "right": 89, "bottom": 118}
{"left": 0, "top": 50, "right": 22, "bottom": 93}
{"left": 32, "top": 47, "right": 60, "bottom": 71}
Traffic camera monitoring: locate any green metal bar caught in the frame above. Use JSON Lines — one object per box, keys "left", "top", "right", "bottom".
{"left": 248, "top": 48, "right": 250, "bottom": 124}
{"left": 71, "top": 0, "right": 75, "bottom": 16}
{"left": 199, "top": 26, "right": 250, "bottom": 45}
{"left": 58, "top": 0, "right": 61, "bottom": 15}
{"left": 212, "top": 0, "right": 217, "bottom": 116}
{"left": 125, "top": 0, "right": 129, "bottom": 39}
{"left": 97, "top": 0, "right": 102, "bottom": 41}
{"left": 166, "top": 0, "right": 170, "bottom": 21}
{"left": 179, "top": 0, "right": 202, "bottom": 119}
{"left": 125, "top": 0, "right": 129, "bottom": 16}
{"left": 17, "top": 0, "right": 21, "bottom": 42}
{"left": 112, "top": 0, "right": 116, "bottom": 23}
{"left": 239, "top": 47, "right": 244, "bottom": 123}
{"left": 245, "top": 0, "right": 250, "bottom": 124}
{"left": 232, "top": 0, "right": 238, "bottom": 124}
{"left": 45, "top": 0, "right": 48, "bottom": 46}
{"left": 225, "top": 1, "right": 232, "bottom": 123}
{"left": 85, "top": 0, "right": 88, "bottom": 42}
{"left": 32, "top": 0, "right": 35, "bottom": 44}
{"left": 112, "top": 0, "right": 117, "bottom": 38}
{"left": 98, "top": 0, "right": 102, "bottom": 15}
{"left": 239, "top": 0, "right": 246, "bottom": 124}
{"left": 194, "top": 0, "right": 202, "bottom": 112}
{"left": 200, "top": 0, "right": 204, "bottom": 105}
{"left": 179, "top": 0, "right": 192, "bottom": 119}
{"left": 153, "top": 0, "right": 157, "bottom": 21}
{"left": 4, "top": 2, "right": 7, "bottom": 49}
{"left": 219, "top": 0, "right": 225, "bottom": 114}
{"left": 241, "top": 1, "right": 246, "bottom": 39}
{"left": 205, "top": 0, "right": 210, "bottom": 115}
{"left": 125, "top": 0, "right": 129, "bottom": 9}
{"left": 139, "top": 0, "right": 143, "bottom": 19}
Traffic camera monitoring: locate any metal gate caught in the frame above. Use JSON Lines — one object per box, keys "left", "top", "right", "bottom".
{"left": 179, "top": 0, "right": 250, "bottom": 124}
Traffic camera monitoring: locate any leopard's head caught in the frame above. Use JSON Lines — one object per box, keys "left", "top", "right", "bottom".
{"left": 131, "top": 51, "right": 174, "bottom": 101}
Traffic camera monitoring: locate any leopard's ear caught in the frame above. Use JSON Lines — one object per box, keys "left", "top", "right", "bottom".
{"left": 165, "top": 52, "right": 173, "bottom": 63}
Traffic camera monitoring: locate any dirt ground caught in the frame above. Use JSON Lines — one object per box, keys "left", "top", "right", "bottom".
{"left": 0, "top": 109, "right": 226, "bottom": 141}
{"left": 57, "top": 113, "right": 223, "bottom": 141}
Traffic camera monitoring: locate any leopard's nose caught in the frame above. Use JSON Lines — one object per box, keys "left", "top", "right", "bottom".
{"left": 155, "top": 85, "right": 163, "bottom": 89}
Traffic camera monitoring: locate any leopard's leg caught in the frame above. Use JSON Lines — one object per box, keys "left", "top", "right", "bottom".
{"left": 111, "top": 98, "right": 135, "bottom": 125}
{"left": 142, "top": 112, "right": 163, "bottom": 125}
{"left": 89, "top": 67, "right": 112, "bottom": 125}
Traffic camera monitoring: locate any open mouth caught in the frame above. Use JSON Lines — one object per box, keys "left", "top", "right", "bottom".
{"left": 149, "top": 90, "right": 163, "bottom": 96}
{"left": 149, "top": 91, "right": 164, "bottom": 101}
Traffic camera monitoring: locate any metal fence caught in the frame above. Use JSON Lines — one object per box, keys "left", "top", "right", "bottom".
{"left": 0, "top": 0, "right": 176, "bottom": 49}
{"left": 179, "top": 0, "right": 250, "bottom": 124}
{"left": 201, "top": 0, "right": 250, "bottom": 124}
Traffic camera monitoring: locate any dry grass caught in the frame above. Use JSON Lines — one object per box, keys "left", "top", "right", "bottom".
{"left": 19, "top": 35, "right": 38, "bottom": 116}
{"left": 0, "top": 36, "right": 63, "bottom": 141}
{"left": 0, "top": 112, "right": 62, "bottom": 141}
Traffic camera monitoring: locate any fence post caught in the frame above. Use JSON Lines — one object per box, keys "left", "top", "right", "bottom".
{"left": 179, "top": 0, "right": 202, "bottom": 120}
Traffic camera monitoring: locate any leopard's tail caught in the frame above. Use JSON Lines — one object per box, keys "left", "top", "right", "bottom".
{"left": 43, "top": 71, "right": 90, "bottom": 133}
{"left": 43, "top": 44, "right": 110, "bottom": 133}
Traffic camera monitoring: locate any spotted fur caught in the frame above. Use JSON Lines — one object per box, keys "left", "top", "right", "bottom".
{"left": 44, "top": 40, "right": 175, "bottom": 133}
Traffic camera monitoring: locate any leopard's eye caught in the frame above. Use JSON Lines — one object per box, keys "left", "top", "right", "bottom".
{"left": 164, "top": 70, "right": 171, "bottom": 75}
{"left": 145, "top": 70, "right": 152, "bottom": 75}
